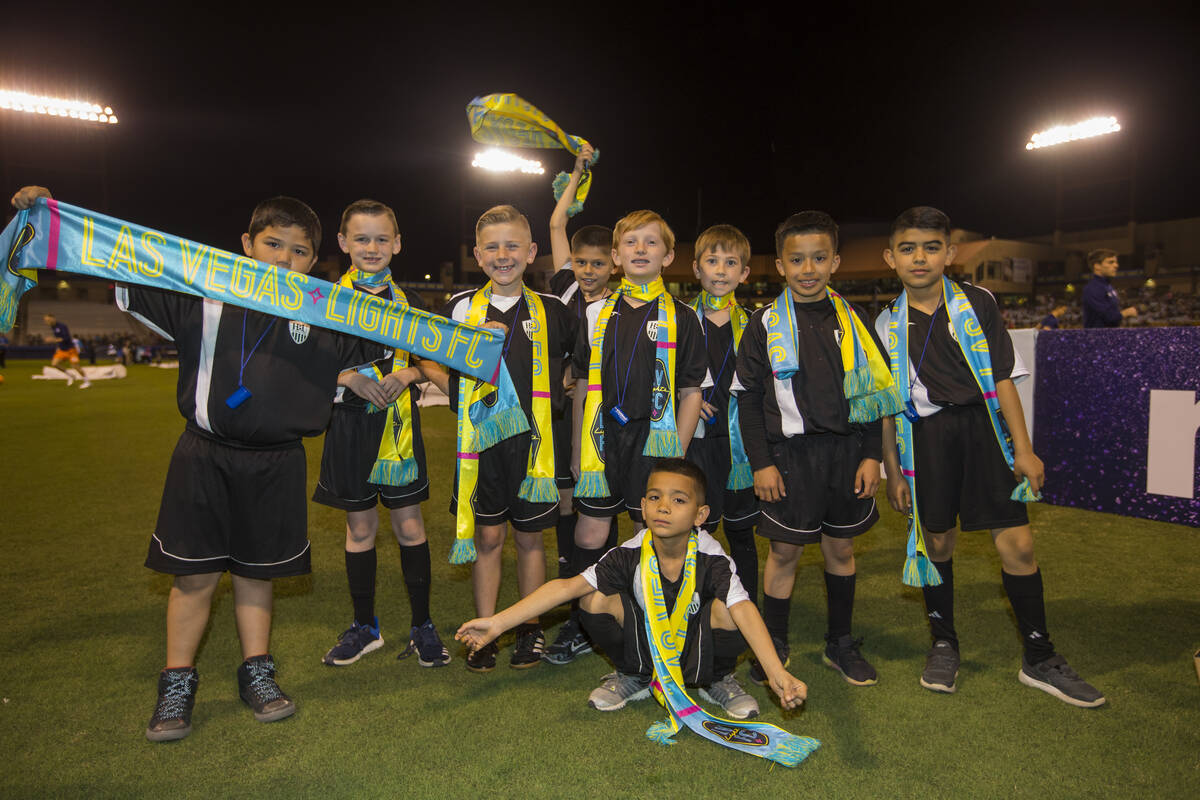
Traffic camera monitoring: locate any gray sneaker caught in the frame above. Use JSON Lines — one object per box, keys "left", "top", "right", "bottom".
{"left": 587, "top": 671, "right": 652, "bottom": 711}
{"left": 699, "top": 672, "right": 760, "bottom": 720}
{"left": 920, "top": 639, "right": 960, "bottom": 694}
{"left": 1019, "top": 655, "right": 1106, "bottom": 708}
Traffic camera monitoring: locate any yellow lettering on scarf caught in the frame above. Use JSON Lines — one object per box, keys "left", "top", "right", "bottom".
{"left": 105, "top": 226, "right": 140, "bottom": 274}
{"left": 463, "top": 330, "right": 484, "bottom": 370}
{"left": 380, "top": 303, "right": 405, "bottom": 340}
{"left": 80, "top": 217, "right": 108, "bottom": 267}
{"left": 281, "top": 271, "right": 303, "bottom": 311}
{"left": 204, "top": 249, "right": 230, "bottom": 293}
{"left": 179, "top": 241, "right": 209, "bottom": 285}
{"left": 421, "top": 322, "right": 442, "bottom": 353}
{"left": 356, "top": 293, "right": 381, "bottom": 333}
{"left": 324, "top": 285, "right": 348, "bottom": 323}
{"left": 445, "top": 323, "right": 473, "bottom": 361}
{"left": 403, "top": 308, "right": 419, "bottom": 346}
{"left": 252, "top": 267, "right": 279, "bottom": 306}
{"left": 139, "top": 232, "right": 166, "bottom": 277}
{"left": 229, "top": 257, "right": 257, "bottom": 298}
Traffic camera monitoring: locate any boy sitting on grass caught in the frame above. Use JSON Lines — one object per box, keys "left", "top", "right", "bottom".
{"left": 456, "top": 458, "right": 808, "bottom": 724}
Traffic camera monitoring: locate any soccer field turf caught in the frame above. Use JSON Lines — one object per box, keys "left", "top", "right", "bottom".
{"left": 0, "top": 361, "right": 1196, "bottom": 798}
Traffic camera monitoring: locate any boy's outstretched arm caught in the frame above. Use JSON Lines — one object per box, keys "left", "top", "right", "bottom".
{"left": 417, "top": 360, "right": 450, "bottom": 396}
{"left": 456, "top": 575, "right": 595, "bottom": 652}
{"left": 729, "top": 601, "right": 808, "bottom": 709}
{"left": 549, "top": 145, "right": 594, "bottom": 272}
{"left": 881, "top": 416, "right": 910, "bottom": 513}
{"left": 994, "top": 378, "right": 1044, "bottom": 494}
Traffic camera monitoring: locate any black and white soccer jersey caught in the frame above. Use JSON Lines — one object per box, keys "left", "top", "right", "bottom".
{"left": 117, "top": 284, "right": 379, "bottom": 445}
{"left": 872, "top": 282, "right": 1029, "bottom": 419}
{"left": 689, "top": 314, "right": 737, "bottom": 443}
{"left": 572, "top": 295, "right": 710, "bottom": 423}
{"left": 733, "top": 299, "right": 884, "bottom": 470}
{"left": 581, "top": 529, "right": 750, "bottom": 613}
{"left": 334, "top": 286, "right": 427, "bottom": 412}
{"left": 440, "top": 289, "right": 577, "bottom": 419}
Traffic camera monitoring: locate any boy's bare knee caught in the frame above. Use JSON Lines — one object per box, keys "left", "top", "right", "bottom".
{"left": 925, "top": 530, "right": 957, "bottom": 561}
{"left": 173, "top": 572, "right": 221, "bottom": 595}
{"left": 767, "top": 540, "right": 802, "bottom": 567}
{"left": 512, "top": 530, "right": 545, "bottom": 554}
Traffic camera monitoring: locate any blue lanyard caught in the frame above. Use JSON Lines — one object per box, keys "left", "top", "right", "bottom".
{"left": 238, "top": 310, "right": 277, "bottom": 388}
{"left": 701, "top": 316, "right": 734, "bottom": 405}
{"left": 612, "top": 297, "right": 659, "bottom": 410}
{"left": 909, "top": 304, "right": 941, "bottom": 395}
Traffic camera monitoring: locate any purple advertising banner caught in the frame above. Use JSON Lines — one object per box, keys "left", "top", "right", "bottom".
{"left": 1033, "top": 327, "right": 1200, "bottom": 527}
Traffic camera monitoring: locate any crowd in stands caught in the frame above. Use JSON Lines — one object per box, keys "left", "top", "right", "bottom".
{"left": 998, "top": 288, "right": 1200, "bottom": 329}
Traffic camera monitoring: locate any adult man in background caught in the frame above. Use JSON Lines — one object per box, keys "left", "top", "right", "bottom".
{"left": 1082, "top": 250, "right": 1137, "bottom": 328}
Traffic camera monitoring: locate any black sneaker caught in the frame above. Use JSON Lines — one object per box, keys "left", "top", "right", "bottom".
{"left": 748, "top": 635, "right": 790, "bottom": 686}
{"left": 236, "top": 655, "right": 296, "bottom": 723}
{"left": 146, "top": 667, "right": 198, "bottom": 742}
{"left": 510, "top": 626, "right": 546, "bottom": 669}
{"left": 920, "top": 639, "right": 960, "bottom": 694}
{"left": 465, "top": 641, "right": 498, "bottom": 673}
{"left": 1018, "top": 654, "right": 1106, "bottom": 708}
{"left": 542, "top": 618, "right": 593, "bottom": 665}
{"left": 822, "top": 634, "right": 878, "bottom": 686}
{"left": 398, "top": 619, "right": 451, "bottom": 667}
{"left": 321, "top": 617, "right": 383, "bottom": 666}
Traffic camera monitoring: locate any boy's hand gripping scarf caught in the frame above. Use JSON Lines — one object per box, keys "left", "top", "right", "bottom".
{"left": 764, "top": 287, "right": 903, "bottom": 423}
{"left": 884, "top": 277, "right": 1041, "bottom": 587}
{"left": 450, "top": 284, "right": 558, "bottom": 564}
{"left": 466, "top": 93, "right": 599, "bottom": 218}
{"left": 339, "top": 269, "right": 418, "bottom": 487}
{"left": 639, "top": 531, "right": 820, "bottom": 767}
{"left": 0, "top": 199, "right": 505, "bottom": 383}
{"left": 689, "top": 291, "right": 752, "bottom": 491}
{"left": 576, "top": 277, "right": 680, "bottom": 499}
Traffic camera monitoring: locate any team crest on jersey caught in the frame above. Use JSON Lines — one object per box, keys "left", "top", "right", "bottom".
{"left": 646, "top": 320, "right": 661, "bottom": 343}
{"left": 946, "top": 320, "right": 958, "bottom": 343}
{"left": 649, "top": 358, "right": 671, "bottom": 422}
{"left": 288, "top": 321, "right": 310, "bottom": 344}
{"left": 522, "top": 318, "right": 537, "bottom": 340}
{"left": 685, "top": 591, "right": 700, "bottom": 618}
{"left": 833, "top": 327, "right": 844, "bottom": 347}
{"left": 701, "top": 720, "right": 768, "bottom": 746}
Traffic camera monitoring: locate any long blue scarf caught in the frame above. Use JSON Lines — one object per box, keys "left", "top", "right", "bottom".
{"left": 639, "top": 531, "right": 820, "bottom": 767}
{"left": 1, "top": 199, "right": 505, "bottom": 384}
{"left": 884, "top": 278, "right": 1040, "bottom": 588}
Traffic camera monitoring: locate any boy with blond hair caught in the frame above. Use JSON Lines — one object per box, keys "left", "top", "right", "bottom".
{"left": 439, "top": 205, "right": 576, "bottom": 672}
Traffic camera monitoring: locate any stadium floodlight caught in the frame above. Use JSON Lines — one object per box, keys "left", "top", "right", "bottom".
{"left": 471, "top": 148, "right": 544, "bottom": 175}
{"left": 0, "top": 90, "right": 119, "bottom": 124}
{"left": 1025, "top": 116, "right": 1119, "bottom": 150}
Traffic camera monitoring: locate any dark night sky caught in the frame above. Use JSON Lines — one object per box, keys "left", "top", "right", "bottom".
{"left": 2, "top": 2, "right": 1197, "bottom": 278}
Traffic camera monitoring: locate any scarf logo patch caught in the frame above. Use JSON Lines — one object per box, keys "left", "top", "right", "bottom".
{"left": 288, "top": 321, "right": 310, "bottom": 344}
{"left": 701, "top": 721, "right": 769, "bottom": 746}
{"left": 590, "top": 407, "right": 606, "bottom": 462}
{"left": 650, "top": 357, "right": 671, "bottom": 422}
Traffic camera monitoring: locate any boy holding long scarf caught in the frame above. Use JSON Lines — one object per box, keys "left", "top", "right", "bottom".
{"left": 876, "top": 206, "right": 1104, "bottom": 707}
{"left": 543, "top": 144, "right": 621, "bottom": 664}
{"left": 455, "top": 459, "right": 818, "bottom": 767}
{"left": 685, "top": 225, "right": 760, "bottom": 609}
{"left": 734, "top": 211, "right": 898, "bottom": 689}
{"left": 12, "top": 187, "right": 385, "bottom": 741}
{"left": 570, "top": 211, "right": 709, "bottom": 684}
{"left": 313, "top": 200, "right": 450, "bottom": 669}
{"left": 439, "top": 205, "right": 576, "bottom": 672}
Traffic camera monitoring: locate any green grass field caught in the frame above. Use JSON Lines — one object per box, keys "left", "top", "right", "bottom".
{"left": 0, "top": 361, "right": 1196, "bottom": 799}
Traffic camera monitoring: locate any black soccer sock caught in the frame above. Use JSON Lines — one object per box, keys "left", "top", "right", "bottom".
{"left": 579, "top": 609, "right": 635, "bottom": 674}
{"left": 555, "top": 513, "right": 577, "bottom": 579}
{"left": 824, "top": 571, "right": 856, "bottom": 641}
{"left": 399, "top": 541, "right": 432, "bottom": 629}
{"left": 921, "top": 558, "right": 958, "bottom": 650}
{"left": 725, "top": 528, "right": 759, "bottom": 607}
{"left": 761, "top": 593, "right": 791, "bottom": 644}
{"left": 711, "top": 628, "right": 748, "bottom": 680}
{"left": 345, "top": 548, "right": 377, "bottom": 628}
{"left": 605, "top": 516, "right": 620, "bottom": 550}
{"left": 1002, "top": 568, "right": 1056, "bottom": 664}
{"left": 569, "top": 546, "right": 607, "bottom": 622}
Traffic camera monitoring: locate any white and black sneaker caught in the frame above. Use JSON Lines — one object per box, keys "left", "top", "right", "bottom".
{"left": 1019, "top": 655, "right": 1106, "bottom": 708}
{"left": 588, "top": 672, "right": 652, "bottom": 711}
{"left": 146, "top": 667, "right": 198, "bottom": 742}
{"left": 542, "top": 618, "right": 593, "bottom": 665}
{"left": 920, "top": 640, "right": 960, "bottom": 694}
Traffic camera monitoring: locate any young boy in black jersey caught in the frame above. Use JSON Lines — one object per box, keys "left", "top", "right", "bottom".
{"left": 437, "top": 205, "right": 576, "bottom": 672}
{"left": 877, "top": 206, "right": 1104, "bottom": 707}
{"left": 543, "top": 143, "right": 620, "bottom": 665}
{"left": 571, "top": 210, "right": 709, "bottom": 690}
{"left": 734, "top": 211, "right": 887, "bottom": 689}
{"left": 312, "top": 199, "right": 449, "bottom": 669}
{"left": 686, "top": 224, "right": 760, "bottom": 605}
{"left": 12, "top": 186, "right": 384, "bottom": 741}
{"left": 455, "top": 458, "right": 807, "bottom": 718}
